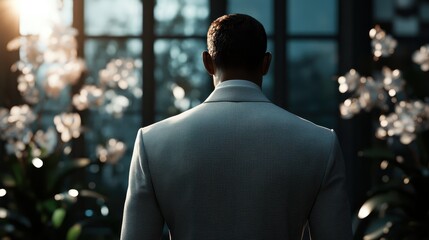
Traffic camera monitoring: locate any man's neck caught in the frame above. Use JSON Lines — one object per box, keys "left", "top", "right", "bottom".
{"left": 213, "top": 69, "right": 262, "bottom": 87}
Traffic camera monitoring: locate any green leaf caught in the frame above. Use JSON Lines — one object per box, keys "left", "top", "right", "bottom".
{"left": 52, "top": 208, "right": 66, "bottom": 228}
{"left": 79, "top": 190, "right": 106, "bottom": 201}
{"left": 0, "top": 208, "right": 31, "bottom": 228}
{"left": 1, "top": 174, "right": 16, "bottom": 187}
{"left": 48, "top": 158, "right": 91, "bottom": 192}
{"left": 42, "top": 199, "right": 58, "bottom": 213}
{"left": 357, "top": 191, "right": 414, "bottom": 220}
{"left": 66, "top": 223, "right": 82, "bottom": 240}
{"left": 11, "top": 163, "right": 24, "bottom": 187}
{"left": 359, "top": 214, "right": 408, "bottom": 240}
{"left": 362, "top": 218, "right": 390, "bottom": 240}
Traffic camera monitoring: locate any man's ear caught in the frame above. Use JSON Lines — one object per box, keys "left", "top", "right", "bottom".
{"left": 202, "top": 51, "right": 215, "bottom": 76}
{"left": 261, "top": 52, "right": 272, "bottom": 76}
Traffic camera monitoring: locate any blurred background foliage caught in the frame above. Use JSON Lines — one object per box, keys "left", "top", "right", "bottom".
{"left": 337, "top": 26, "right": 429, "bottom": 239}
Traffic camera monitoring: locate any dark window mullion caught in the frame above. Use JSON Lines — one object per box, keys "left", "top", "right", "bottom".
{"left": 142, "top": 0, "right": 156, "bottom": 126}
{"left": 210, "top": 0, "right": 227, "bottom": 21}
{"left": 73, "top": 0, "right": 85, "bottom": 57}
{"left": 274, "top": 0, "right": 287, "bottom": 108}
{"left": 71, "top": 0, "right": 87, "bottom": 157}
{"left": 207, "top": 0, "right": 227, "bottom": 92}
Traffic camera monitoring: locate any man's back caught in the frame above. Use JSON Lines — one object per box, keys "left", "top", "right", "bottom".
{"left": 121, "top": 82, "right": 352, "bottom": 240}
{"left": 121, "top": 14, "right": 352, "bottom": 240}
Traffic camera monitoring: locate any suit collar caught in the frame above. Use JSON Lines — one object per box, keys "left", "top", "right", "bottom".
{"left": 204, "top": 80, "right": 270, "bottom": 103}
{"left": 215, "top": 79, "right": 261, "bottom": 90}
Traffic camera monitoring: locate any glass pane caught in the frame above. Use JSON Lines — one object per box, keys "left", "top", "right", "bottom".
{"left": 287, "top": 40, "right": 338, "bottom": 128}
{"left": 84, "top": 39, "right": 142, "bottom": 86}
{"left": 83, "top": 39, "right": 143, "bottom": 192}
{"left": 421, "top": 3, "right": 429, "bottom": 22}
{"left": 84, "top": 113, "right": 141, "bottom": 189}
{"left": 373, "top": 0, "right": 395, "bottom": 21}
{"left": 155, "top": 0, "right": 209, "bottom": 36}
{"left": 288, "top": 0, "right": 337, "bottom": 35}
{"left": 393, "top": 16, "right": 419, "bottom": 36}
{"left": 17, "top": 0, "right": 74, "bottom": 111}
{"left": 82, "top": 111, "right": 141, "bottom": 220}
{"left": 154, "top": 39, "right": 211, "bottom": 120}
{"left": 227, "top": 0, "right": 274, "bottom": 35}
{"left": 85, "top": 0, "right": 143, "bottom": 36}
{"left": 83, "top": 39, "right": 142, "bottom": 160}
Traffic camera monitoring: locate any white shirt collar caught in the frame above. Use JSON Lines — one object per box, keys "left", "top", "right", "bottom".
{"left": 215, "top": 80, "right": 261, "bottom": 90}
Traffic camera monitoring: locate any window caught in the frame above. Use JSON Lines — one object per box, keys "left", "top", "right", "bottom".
{"left": 154, "top": 0, "right": 211, "bottom": 121}
{"left": 227, "top": 0, "right": 339, "bottom": 128}
{"left": 373, "top": 0, "right": 429, "bottom": 37}
{"left": 286, "top": 0, "right": 339, "bottom": 128}
{"left": 80, "top": 0, "right": 144, "bottom": 190}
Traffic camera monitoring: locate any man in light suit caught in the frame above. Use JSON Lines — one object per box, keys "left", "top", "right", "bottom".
{"left": 121, "top": 14, "right": 352, "bottom": 240}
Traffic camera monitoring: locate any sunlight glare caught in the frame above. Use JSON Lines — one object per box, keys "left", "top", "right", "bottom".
{"left": 17, "top": 0, "right": 73, "bottom": 35}
{"left": 18, "top": 0, "right": 58, "bottom": 35}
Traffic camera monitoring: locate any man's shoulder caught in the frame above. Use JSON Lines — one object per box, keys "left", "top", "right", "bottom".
{"left": 141, "top": 104, "right": 204, "bottom": 135}
{"left": 140, "top": 102, "right": 335, "bottom": 144}
{"left": 264, "top": 105, "right": 337, "bottom": 150}
{"left": 266, "top": 104, "right": 334, "bottom": 134}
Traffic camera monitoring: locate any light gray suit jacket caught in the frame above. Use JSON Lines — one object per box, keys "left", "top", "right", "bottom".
{"left": 121, "top": 81, "right": 352, "bottom": 240}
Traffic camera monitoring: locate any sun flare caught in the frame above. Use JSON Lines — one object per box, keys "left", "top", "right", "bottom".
{"left": 14, "top": 0, "right": 62, "bottom": 35}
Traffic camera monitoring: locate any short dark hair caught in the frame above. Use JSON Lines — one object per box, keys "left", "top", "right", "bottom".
{"left": 207, "top": 14, "right": 267, "bottom": 71}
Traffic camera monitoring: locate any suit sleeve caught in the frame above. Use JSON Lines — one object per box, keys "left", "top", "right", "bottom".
{"left": 120, "top": 129, "right": 164, "bottom": 240}
{"left": 308, "top": 131, "right": 352, "bottom": 240}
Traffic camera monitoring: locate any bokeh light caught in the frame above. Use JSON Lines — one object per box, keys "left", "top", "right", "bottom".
{"left": 32, "top": 158, "right": 44, "bottom": 168}
{"left": 0, "top": 189, "right": 6, "bottom": 197}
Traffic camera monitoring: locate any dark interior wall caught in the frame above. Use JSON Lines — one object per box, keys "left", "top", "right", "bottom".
{"left": 338, "top": 0, "right": 374, "bottom": 212}
{"left": 0, "top": 0, "right": 20, "bottom": 107}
